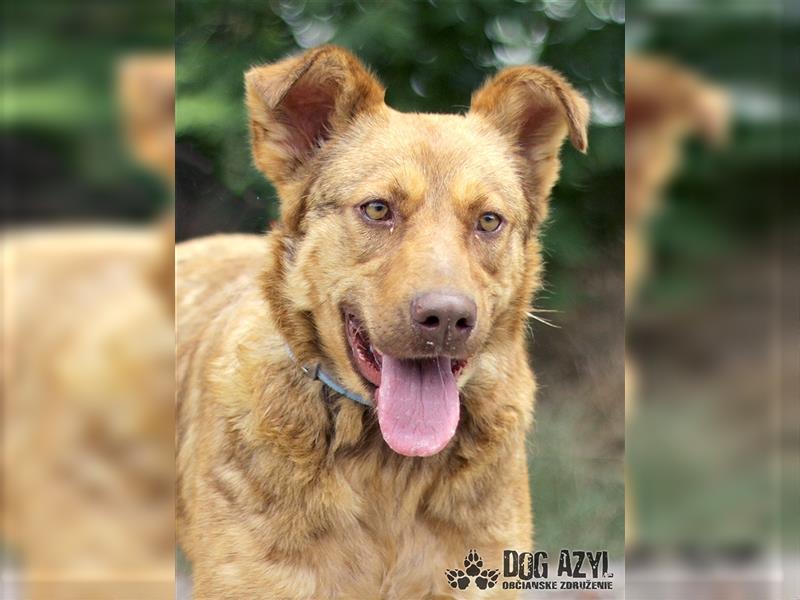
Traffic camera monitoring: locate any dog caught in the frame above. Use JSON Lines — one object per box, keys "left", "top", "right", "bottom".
{"left": 176, "top": 45, "right": 588, "bottom": 599}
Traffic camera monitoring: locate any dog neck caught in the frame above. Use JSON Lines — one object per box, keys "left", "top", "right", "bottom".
{"left": 283, "top": 341, "right": 373, "bottom": 407}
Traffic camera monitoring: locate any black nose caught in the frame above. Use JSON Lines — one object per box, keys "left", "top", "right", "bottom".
{"left": 410, "top": 291, "right": 477, "bottom": 353}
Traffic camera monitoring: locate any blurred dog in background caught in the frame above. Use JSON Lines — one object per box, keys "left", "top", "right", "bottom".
{"left": 624, "top": 55, "right": 729, "bottom": 547}
{"left": 2, "top": 53, "right": 175, "bottom": 600}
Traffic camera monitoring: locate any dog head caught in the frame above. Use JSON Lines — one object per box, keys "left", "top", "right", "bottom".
{"left": 246, "top": 46, "right": 587, "bottom": 456}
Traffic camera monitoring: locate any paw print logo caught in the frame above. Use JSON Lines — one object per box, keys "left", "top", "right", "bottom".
{"left": 475, "top": 568, "right": 499, "bottom": 590}
{"left": 445, "top": 568, "right": 470, "bottom": 590}
{"left": 445, "top": 549, "right": 499, "bottom": 591}
{"left": 464, "top": 548, "right": 483, "bottom": 576}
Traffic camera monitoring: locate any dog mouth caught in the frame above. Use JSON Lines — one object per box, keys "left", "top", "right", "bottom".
{"left": 344, "top": 312, "right": 466, "bottom": 457}
{"left": 345, "top": 313, "right": 467, "bottom": 386}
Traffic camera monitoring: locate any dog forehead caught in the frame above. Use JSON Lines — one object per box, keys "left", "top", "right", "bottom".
{"left": 384, "top": 111, "right": 514, "bottom": 169}
{"left": 326, "top": 110, "right": 522, "bottom": 201}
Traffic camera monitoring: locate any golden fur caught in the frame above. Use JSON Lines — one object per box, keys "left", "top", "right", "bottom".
{"left": 177, "top": 46, "right": 587, "bottom": 599}
{"left": 2, "top": 227, "right": 175, "bottom": 599}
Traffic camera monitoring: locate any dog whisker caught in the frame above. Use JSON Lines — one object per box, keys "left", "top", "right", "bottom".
{"left": 525, "top": 311, "right": 560, "bottom": 329}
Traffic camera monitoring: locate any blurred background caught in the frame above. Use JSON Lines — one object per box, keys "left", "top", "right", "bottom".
{"left": 2, "top": 1, "right": 175, "bottom": 599}
{"left": 175, "top": 0, "right": 626, "bottom": 579}
{"left": 8, "top": 0, "right": 796, "bottom": 599}
{"left": 626, "top": 0, "right": 798, "bottom": 598}
{"left": 2, "top": 1, "right": 173, "bottom": 223}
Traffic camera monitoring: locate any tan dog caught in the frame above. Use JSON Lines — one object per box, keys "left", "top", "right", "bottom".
{"left": 177, "top": 46, "right": 588, "bottom": 599}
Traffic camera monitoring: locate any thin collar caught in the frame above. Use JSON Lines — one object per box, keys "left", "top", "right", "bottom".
{"left": 284, "top": 343, "right": 373, "bottom": 407}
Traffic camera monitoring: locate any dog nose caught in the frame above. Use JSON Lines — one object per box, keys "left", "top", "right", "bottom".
{"left": 411, "top": 292, "right": 477, "bottom": 352}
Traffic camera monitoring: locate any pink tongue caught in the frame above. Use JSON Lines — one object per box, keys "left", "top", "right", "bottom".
{"left": 375, "top": 355, "right": 460, "bottom": 457}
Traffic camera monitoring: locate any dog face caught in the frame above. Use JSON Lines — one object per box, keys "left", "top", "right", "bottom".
{"left": 246, "top": 46, "right": 587, "bottom": 457}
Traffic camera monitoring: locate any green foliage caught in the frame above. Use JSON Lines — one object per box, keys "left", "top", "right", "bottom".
{"left": 3, "top": 0, "right": 173, "bottom": 221}
{"left": 629, "top": 2, "right": 800, "bottom": 308}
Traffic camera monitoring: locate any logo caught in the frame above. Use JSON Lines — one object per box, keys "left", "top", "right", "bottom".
{"left": 444, "top": 549, "right": 499, "bottom": 590}
{"left": 445, "top": 548, "right": 615, "bottom": 592}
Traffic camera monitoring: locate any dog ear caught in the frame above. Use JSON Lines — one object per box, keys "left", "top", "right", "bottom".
{"left": 245, "top": 45, "right": 385, "bottom": 190}
{"left": 470, "top": 66, "right": 589, "bottom": 221}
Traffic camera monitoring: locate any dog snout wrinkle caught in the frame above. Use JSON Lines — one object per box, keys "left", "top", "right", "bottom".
{"left": 410, "top": 291, "right": 476, "bottom": 353}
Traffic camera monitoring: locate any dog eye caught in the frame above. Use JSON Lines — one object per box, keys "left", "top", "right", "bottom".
{"left": 361, "top": 200, "right": 391, "bottom": 221}
{"left": 477, "top": 212, "right": 502, "bottom": 233}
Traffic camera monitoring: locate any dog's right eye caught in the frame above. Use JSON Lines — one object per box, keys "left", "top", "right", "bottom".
{"left": 361, "top": 200, "right": 392, "bottom": 222}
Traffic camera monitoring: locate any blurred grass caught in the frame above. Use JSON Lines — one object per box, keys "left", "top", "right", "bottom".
{"left": 529, "top": 400, "right": 625, "bottom": 558}
{"left": 629, "top": 400, "right": 775, "bottom": 548}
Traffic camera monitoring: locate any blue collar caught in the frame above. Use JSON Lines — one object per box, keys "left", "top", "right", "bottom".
{"left": 284, "top": 344, "right": 373, "bottom": 407}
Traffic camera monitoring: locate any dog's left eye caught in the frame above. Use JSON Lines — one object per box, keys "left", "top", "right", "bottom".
{"left": 477, "top": 212, "right": 502, "bottom": 233}
{"left": 361, "top": 200, "right": 392, "bottom": 221}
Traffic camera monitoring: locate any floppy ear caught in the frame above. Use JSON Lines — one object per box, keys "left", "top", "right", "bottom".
{"left": 245, "top": 45, "right": 385, "bottom": 215}
{"left": 470, "top": 66, "right": 589, "bottom": 221}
